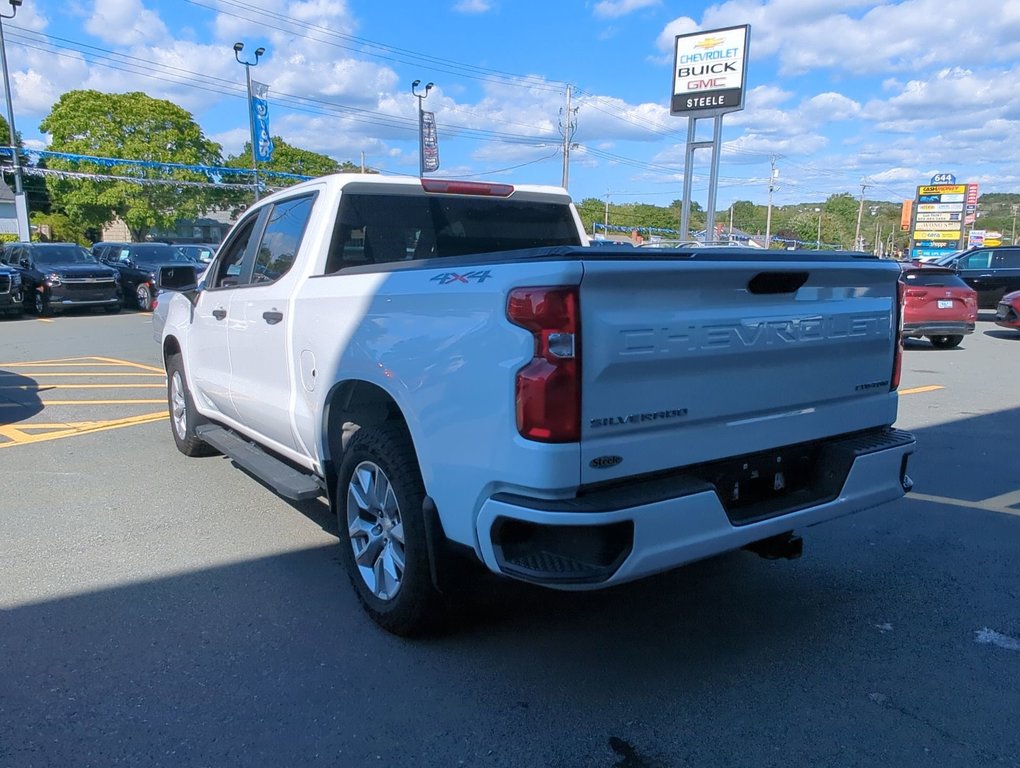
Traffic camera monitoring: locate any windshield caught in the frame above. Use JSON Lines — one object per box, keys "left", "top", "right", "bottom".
{"left": 174, "top": 245, "right": 215, "bottom": 263}
{"left": 122, "top": 245, "right": 194, "bottom": 265}
{"left": 32, "top": 246, "right": 97, "bottom": 265}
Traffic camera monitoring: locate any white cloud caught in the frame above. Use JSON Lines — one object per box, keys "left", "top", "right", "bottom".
{"left": 85, "top": 0, "right": 169, "bottom": 46}
{"left": 594, "top": 0, "right": 662, "bottom": 19}
{"left": 452, "top": 0, "right": 494, "bottom": 12}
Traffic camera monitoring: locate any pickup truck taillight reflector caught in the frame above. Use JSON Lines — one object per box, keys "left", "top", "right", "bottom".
{"left": 420, "top": 179, "right": 514, "bottom": 197}
{"left": 507, "top": 287, "right": 580, "bottom": 443}
{"left": 892, "top": 280, "right": 905, "bottom": 391}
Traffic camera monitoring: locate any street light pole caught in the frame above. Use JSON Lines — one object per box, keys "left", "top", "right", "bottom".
{"left": 233, "top": 41, "right": 265, "bottom": 202}
{"left": 0, "top": 0, "right": 30, "bottom": 241}
{"left": 411, "top": 80, "right": 433, "bottom": 178}
{"left": 815, "top": 207, "right": 822, "bottom": 250}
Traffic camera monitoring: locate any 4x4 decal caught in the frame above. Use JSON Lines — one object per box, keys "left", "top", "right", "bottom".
{"left": 430, "top": 270, "right": 493, "bottom": 285}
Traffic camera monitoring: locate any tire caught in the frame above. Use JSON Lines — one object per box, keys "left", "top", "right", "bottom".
{"left": 34, "top": 291, "right": 49, "bottom": 317}
{"left": 929, "top": 334, "right": 963, "bottom": 349}
{"left": 136, "top": 283, "right": 153, "bottom": 312}
{"left": 165, "top": 354, "right": 217, "bottom": 457}
{"left": 336, "top": 424, "right": 444, "bottom": 636}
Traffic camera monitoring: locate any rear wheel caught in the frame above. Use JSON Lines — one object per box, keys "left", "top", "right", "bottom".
{"left": 336, "top": 424, "right": 444, "bottom": 636}
{"left": 929, "top": 335, "right": 963, "bottom": 349}
{"left": 166, "top": 354, "right": 217, "bottom": 457}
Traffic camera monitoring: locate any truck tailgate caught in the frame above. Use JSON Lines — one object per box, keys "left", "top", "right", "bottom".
{"left": 579, "top": 255, "right": 901, "bottom": 486}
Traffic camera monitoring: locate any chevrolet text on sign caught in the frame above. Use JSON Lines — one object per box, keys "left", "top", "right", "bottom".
{"left": 671, "top": 25, "right": 750, "bottom": 115}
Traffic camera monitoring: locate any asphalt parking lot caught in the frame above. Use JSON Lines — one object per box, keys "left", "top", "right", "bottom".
{"left": 1, "top": 309, "right": 1018, "bottom": 768}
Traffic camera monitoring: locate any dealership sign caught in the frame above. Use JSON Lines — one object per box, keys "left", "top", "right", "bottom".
{"left": 671, "top": 25, "right": 750, "bottom": 115}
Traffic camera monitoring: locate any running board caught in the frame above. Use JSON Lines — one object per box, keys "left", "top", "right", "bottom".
{"left": 196, "top": 424, "right": 323, "bottom": 500}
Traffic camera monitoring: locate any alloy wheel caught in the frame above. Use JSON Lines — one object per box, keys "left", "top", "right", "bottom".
{"left": 346, "top": 460, "right": 406, "bottom": 601}
{"left": 170, "top": 369, "right": 188, "bottom": 441}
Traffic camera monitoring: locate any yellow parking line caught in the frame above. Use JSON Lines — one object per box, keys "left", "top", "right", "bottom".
{"left": 36, "top": 318, "right": 54, "bottom": 323}
{"left": 90, "top": 356, "right": 165, "bottom": 373}
{"left": 907, "top": 492, "right": 1020, "bottom": 518}
{"left": 0, "top": 399, "right": 166, "bottom": 406}
{"left": 0, "top": 362, "right": 137, "bottom": 368}
{"left": 900, "top": 385, "right": 944, "bottom": 395}
{"left": 0, "top": 356, "right": 99, "bottom": 364}
{"left": 0, "top": 384, "right": 164, "bottom": 389}
{"left": 0, "top": 411, "right": 168, "bottom": 448}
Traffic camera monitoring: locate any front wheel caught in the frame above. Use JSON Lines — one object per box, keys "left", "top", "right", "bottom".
{"left": 165, "top": 354, "right": 217, "bottom": 457}
{"left": 336, "top": 424, "right": 444, "bottom": 636}
{"left": 929, "top": 335, "right": 963, "bottom": 349}
{"left": 34, "top": 291, "right": 50, "bottom": 316}
{"left": 136, "top": 283, "right": 153, "bottom": 312}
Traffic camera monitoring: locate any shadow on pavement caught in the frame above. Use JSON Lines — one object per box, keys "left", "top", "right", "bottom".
{"left": 2, "top": 409, "right": 1019, "bottom": 767}
{"left": 0, "top": 368, "right": 44, "bottom": 425}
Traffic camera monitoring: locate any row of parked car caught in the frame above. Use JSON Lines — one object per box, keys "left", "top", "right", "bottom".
{"left": 900, "top": 245, "right": 1020, "bottom": 347}
{"left": 0, "top": 241, "right": 216, "bottom": 318}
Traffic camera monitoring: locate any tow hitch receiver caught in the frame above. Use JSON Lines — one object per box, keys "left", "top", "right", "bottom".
{"left": 743, "top": 532, "right": 803, "bottom": 560}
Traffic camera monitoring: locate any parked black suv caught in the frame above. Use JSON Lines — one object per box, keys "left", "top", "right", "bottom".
{"left": 1, "top": 242, "right": 122, "bottom": 315}
{"left": 0, "top": 260, "right": 24, "bottom": 317}
{"left": 939, "top": 246, "right": 1020, "bottom": 308}
{"left": 94, "top": 242, "right": 198, "bottom": 311}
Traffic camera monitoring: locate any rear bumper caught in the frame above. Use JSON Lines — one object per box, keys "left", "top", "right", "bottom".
{"left": 475, "top": 428, "right": 915, "bottom": 589}
{"left": 903, "top": 321, "right": 974, "bottom": 337}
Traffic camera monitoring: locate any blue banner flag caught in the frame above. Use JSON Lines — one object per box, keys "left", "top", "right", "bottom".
{"left": 251, "top": 81, "right": 274, "bottom": 163}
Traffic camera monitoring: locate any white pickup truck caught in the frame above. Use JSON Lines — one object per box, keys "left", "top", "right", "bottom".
{"left": 157, "top": 174, "right": 915, "bottom": 635}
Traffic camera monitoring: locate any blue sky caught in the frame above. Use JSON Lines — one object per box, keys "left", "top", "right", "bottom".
{"left": 5, "top": 0, "right": 1019, "bottom": 209}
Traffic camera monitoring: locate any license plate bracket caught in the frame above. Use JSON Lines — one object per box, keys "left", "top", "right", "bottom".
{"left": 937, "top": 299, "right": 953, "bottom": 309}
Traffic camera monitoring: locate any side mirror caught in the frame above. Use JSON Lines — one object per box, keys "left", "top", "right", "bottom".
{"left": 156, "top": 264, "right": 199, "bottom": 295}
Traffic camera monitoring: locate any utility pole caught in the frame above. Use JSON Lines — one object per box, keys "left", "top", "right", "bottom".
{"left": 854, "top": 181, "right": 869, "bottom": 251}
{"left": 559, "top": 84, "right": 578, "bottom": 190}
{"left": 727, "top": 203, "right": 734, "bottom": 243}
{"left": 360, "top": 151, "right": 366, "bottom": 173}
{"left": 764, "top": 155, "right": 778, "bottom": 248}
{"left": 1012, "top": 204, "right": 1019, "bottom": 245}
{"left": 1, "top": 0, "right": 30, "bottom": 241}
{"left": 603, "top": 191, "right": 610, "bottom": 233}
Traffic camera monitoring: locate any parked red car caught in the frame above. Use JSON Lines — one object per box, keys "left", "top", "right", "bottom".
{"left": 899, "top": 266, "right": 977, "bottom": 348}
{"left": 995, "top": 290, "right": 1020, "bottom": 330}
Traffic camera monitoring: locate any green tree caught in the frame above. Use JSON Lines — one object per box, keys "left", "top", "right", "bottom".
{"left": 39, "top": 90, "right": 223, "bottom": 241}
{"left": 225, "top": 137, "right": 368, "bottom": 189}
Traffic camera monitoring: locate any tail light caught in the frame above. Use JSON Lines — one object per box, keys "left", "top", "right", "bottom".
{"left": 904, "top": 289, "right": 927, "bottom": 299}
{"left": 507, "top": 286, "right": 580, "bottom": 442}
{"left": 891, "top": 280, "right": 904, "bottom": 391}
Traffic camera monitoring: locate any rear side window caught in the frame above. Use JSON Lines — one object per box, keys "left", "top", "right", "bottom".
{"left": 902, "top": 270, "right": 970, "bottom": 288}
{"left": 996, "top": 249, "right": 1020, "bottom": 268}
{"left": 252, "top": 195, "right": 315, "bottom": 284}
{"left": 325, "top": 192, "right": 582, "bottom": 273}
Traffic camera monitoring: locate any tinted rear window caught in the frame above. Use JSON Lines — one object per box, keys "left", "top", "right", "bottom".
{"left": 902, "top": 270, "right": 970, "bottom": 288}
{"left": 326, "top": 192, "right": 582, "bottom": 273}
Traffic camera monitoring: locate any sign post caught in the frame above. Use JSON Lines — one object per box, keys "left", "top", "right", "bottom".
{"left": 670, "top": 25, "right": 749, "bottom": 241}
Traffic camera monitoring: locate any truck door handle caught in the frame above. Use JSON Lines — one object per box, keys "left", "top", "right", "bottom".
{"left": 212, "top": 308, "right": 227, "bottom": 320}
{"left": 263, "top": 310, "right": 283, "bottom": 325}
